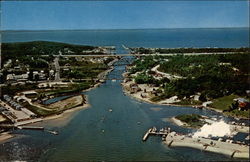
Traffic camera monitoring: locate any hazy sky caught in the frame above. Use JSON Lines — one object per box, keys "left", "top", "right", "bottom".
{"left": 1, "top": 0, "right": 249, "bottom": 30}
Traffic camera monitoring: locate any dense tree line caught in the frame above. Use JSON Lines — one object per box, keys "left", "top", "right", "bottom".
{"left": 2, "top": 41, "right": 96, "bottom": 56}
{"left": 130, "top": 53, "right": 250, "bottom": 101}
{"left": 131, "top": 47, "right": 250, "bottom": 54}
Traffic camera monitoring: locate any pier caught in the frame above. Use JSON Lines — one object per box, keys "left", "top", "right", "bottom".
{"left": 142, "top": 127, "right": 170, "bottom": 141}
{"left": 17, "top": 126, "right": 44, "bottom": 130}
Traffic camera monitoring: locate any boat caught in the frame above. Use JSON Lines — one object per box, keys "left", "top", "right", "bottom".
{"left": 109, "top": 109, "right": 113, "bottom": 112}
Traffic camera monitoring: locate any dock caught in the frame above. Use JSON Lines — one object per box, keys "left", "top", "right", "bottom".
{"left": 142, "top": 127, "right": 249, "bottom": 158}
{"left": 142, "top": 127, "right": 170, "bottom": 141}
{"left": 142, "top": 128, "right": 152, "bottom": 141}
{"left": 17, "top": 126, "right": 44, "bottom": 130}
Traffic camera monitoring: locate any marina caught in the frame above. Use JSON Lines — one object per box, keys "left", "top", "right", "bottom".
{"left": 142, "top": 127, "right": 249, "bottom": 159}
{"left": 142, "top": 127, "right": 170, "bottom": 141}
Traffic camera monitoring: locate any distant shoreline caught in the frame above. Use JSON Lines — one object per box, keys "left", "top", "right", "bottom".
{"left": 2, "top": 27, "right": 248, "bottom": 32}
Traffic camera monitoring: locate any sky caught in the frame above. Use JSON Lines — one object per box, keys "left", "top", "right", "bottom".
{"left": 1, "top": 0, "right": 249, "bottom": 30}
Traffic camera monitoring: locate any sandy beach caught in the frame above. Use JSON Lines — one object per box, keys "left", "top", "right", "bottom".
{"left": 0, "top": 132, "right": 15, "bottom": 144}
{"left": 164, "top": 133, "right": 249, "bottom": 159}
{"left": 121, "top": 80, "right": 243, "bottom": 119}
{"left": 170, "top": 117, "right": 185, "bottom": 127}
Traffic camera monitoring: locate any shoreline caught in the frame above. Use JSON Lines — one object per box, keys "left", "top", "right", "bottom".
{"left": 0, "top": 132, "right": 15, "bottom": 144}
{"left": 121, "top": 81, "right": 248, "bottom": 120}
{"left": 0, "top": 65, "right": 115, "bottom": 144}
{"left": 163, "top": 134, "right": 249, "bottom": 159}
{"left": 170, "top": 117, "right": 185, "bottom": 127}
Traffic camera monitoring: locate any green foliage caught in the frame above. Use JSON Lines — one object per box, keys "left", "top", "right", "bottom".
{"left": 225, "top": 109, "right": 250, "bottom": 119}
{"left": 129, "top": 56, "right": 158, "bottom": 74}
{"left": 210, "top": 94, "right": 242, "bottom": 111}
{"left": 134, "top": 73, "right": 156, "bottom": 84}
{"left": 22, "top": 102, "right": 56, "bottom": 117}
{"left": 176, "top": 114, "right": 205, "bottom": 128}
{"left": 159, "top": 54, "right": 250, "bottom": 99}
{"left": 44, "top": 82, "right": 93, "bottom": 97}
{"left": 174, "top": 99, "right": 202, "bottom": 105}
{"left": 61, "top": 63, "right": 108, "bottom": 79}
{"left": 1, "top": 84, "right": 37, "bottom": 97}
{"left": 150, "top": 95, "right": 166, "bottom": 102}
{"left": 132, "top": 47, "right": 250, "bottom": 54}
{"left": 2, "top": 41, "right": 96, "bottom": 57}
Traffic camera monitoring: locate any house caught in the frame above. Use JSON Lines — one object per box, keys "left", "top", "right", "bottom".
{"left": 21, "top": 108, "right": 36, "bottom": 118}
{"left": 233, "top": 98, "right": 250, "bottom": 111}
{"left": 6, "top": 73, "right": 28, "bottom": 81}
{"left": 129, "top": 83, "right": 141, "bottom": 93}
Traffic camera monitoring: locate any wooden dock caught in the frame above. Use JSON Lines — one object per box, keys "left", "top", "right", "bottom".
{"left": 143, "top": 128, "right": 152, "bottom": 141}
{"left": 17, "top": 126, "right": 44, "bottom": 130}
{"left": 142, "top": 127, "right": 170, "bottom": 141}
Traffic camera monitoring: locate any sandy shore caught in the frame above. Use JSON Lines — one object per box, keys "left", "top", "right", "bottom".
{"left": 122, "top": 81, "right": 189, "bottom": 107}
{"left": 0, "top": 132, "right": 15, "bottom": 144}
{"left": 121, "top": 80, "right": 247, "bottom": 121}
{"left": 0, "top": 61, "right": 117, "bottom": 144}
{"left": 164, "top": 134, "right": 249, "bottom": 159}
{"left": 170, "top": 117, "right": 185, "bottom": 127}
{"left": 44, "top": 102, "right": 90, "bottom": 121}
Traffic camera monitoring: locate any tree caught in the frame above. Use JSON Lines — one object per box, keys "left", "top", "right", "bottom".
{"left": 28, "top": 70, "right": 34, "bottom": 81}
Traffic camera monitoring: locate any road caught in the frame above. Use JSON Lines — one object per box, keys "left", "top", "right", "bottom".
{"left": 54, "top": 56, "right": 60, "bottom": 81}
{"left": 41, "top": 52, "right": 247, "bottom": 58}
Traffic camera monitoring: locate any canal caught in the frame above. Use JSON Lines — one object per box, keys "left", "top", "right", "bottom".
{"left": 0, "top": 57, "right": 237, "bottom": 161}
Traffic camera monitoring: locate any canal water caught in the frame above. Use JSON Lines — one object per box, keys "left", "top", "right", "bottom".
{"left": 0, "top": 28, "right": 248, "bottom": 161}
{"left": 0, "top": 60, "right": 240, "bottom": 161}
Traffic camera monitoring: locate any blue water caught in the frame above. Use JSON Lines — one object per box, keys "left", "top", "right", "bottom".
{"left": 2, "top": 28, "right": 249, "bottom": 53}
{"left": 0, "top": 28, "right": 249, "bottom": 161}
{"left": 43, "top": 95, "right": 73, "bottom": 105}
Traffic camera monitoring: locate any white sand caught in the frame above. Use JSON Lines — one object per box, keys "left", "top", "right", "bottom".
{"left": 164, "top": 134, "right": 249, "bottom": 159}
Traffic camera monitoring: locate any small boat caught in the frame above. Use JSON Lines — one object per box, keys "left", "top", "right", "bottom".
{"left": 112, "top": 79, "right": 116, "bottom": 82}
{"left": 109, "top": 109, "right": 113, "bottom": 112}
{"left": 46, "top": 130, "right": 59, "bottom": 135}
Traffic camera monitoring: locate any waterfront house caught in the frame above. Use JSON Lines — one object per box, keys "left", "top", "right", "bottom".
{"left": 233, "top": 98, "right": 250, "bottom": 111}
{"left": 129, "top": 83, "right": 141, "bottom": 93}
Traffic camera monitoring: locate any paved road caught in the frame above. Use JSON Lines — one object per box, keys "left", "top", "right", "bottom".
{"left": 54, "top": 56, "right": 60, "bottom": 81}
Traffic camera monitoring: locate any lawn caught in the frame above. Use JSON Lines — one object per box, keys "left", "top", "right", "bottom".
{"left": 210, "top": 94, "right": 250, "bottom": 118}
{"left": 210, "top": 94, "right": 240, "bottom": 111}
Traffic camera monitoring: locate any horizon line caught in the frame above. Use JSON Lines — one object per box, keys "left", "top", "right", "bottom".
{"left": 1, "top": 27, "right": 249, "bottom": 32}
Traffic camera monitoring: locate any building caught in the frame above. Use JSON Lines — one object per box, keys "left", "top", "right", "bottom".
{"left": 233, "top": 98, "right": 250, "bottom": 111}
{"left": 6, "top": 73, "right": 29, "bottom": 81}
{"left": 3, "top": 95, "right": 23, "bottom": 110}
{"left": 21, "top": 108, "right": 37, "bottom": 118}
{"left": 129, "top": 83, "right": 141, "bottom": 93}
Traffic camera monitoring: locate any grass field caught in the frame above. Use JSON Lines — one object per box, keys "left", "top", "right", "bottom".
{"left": 210, "top": 94, "right": 249, "bottom": 118}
